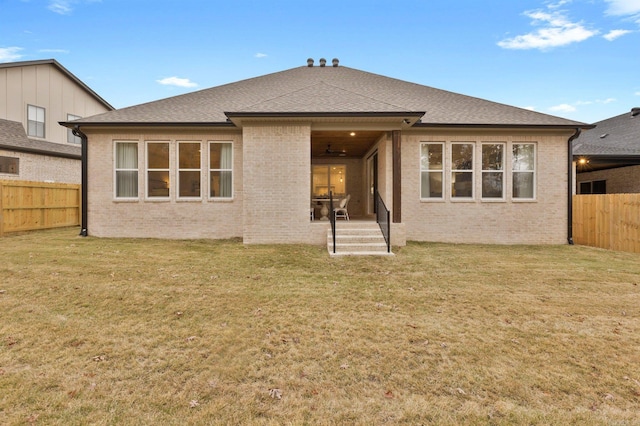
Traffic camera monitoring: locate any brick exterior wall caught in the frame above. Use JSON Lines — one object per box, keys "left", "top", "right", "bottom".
{"left": 576, "top": 165, "right": 640, "bottom": 194}
{"left": 84, "top": 126, "right": 572, "bottom": 245}
{"left": 0, "top": 149, "right": 80, "bottom": 183}
{"left": 84, "top": 129, "right": 243, "bottom": 239}
{"left": 242, "top": 123, "right": 311, "bottom": 244}
{"left": 400, "top": 129, "right": 572, "bottom": 245}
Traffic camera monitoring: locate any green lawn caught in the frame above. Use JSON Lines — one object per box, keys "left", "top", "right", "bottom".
{"left": 1, "top": 228, "right": 639, "bottom": 425}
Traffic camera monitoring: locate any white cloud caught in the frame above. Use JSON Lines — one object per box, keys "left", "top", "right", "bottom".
{"left": 156, "top": 76, "right": 198, "bottom": 88}
{"left": 635, "top": 91, "right": 640, "bottom": 96}
{"left": 255, "top": 53, "right": 268, "bottom": 58}
{"left": 47, "top": 0, "right": 101, "bottom": 15}
{"left": 604, "top": 0, "right": 640, "bottom": 16}
{"left": 48, "top": 1, "right": 73, "bottom": 14}
{"left": 549, "top": 103, "right": 577, "bottom": 113}
{"left": 522, "top": 106, "right": 537, "bottom": 111}
{"left": 603, "top": 29, "right": 633, "bottom": 40}
{"left": 0, "top": 47, "right": 23, "bottom": 62}
{"left": 498, "top": 8, "right": 598, "bottom": 50}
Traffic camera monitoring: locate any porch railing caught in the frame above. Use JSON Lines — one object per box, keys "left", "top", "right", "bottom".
{"left": 375, "top": 191, "right": 391, "bottom": 253}
{"left": 329, "top": 191, "right": 336, "bottom": 253}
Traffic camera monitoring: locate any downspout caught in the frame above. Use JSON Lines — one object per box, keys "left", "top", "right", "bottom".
{"left": 567, "top": 128, "right": 581, "bottom": 245}
{"left": 73, "top": 126, "right": 89, "bottom": 237}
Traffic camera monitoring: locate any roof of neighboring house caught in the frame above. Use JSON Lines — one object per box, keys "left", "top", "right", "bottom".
{"left": 67, "top": 63, "right": 588, "bottom": 128}
{"left": 573, "top": 108, "right": 640, "bottom": 156}
{"left": 0, "top": 59, "right": 114, "bottom": 111}
{"left": 0, "top": 118, "right": 81, "bottom": 159}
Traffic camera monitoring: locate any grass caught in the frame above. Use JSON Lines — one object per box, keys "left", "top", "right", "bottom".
{"left": 1, "top": 228, "right": 639, "bottom": 425}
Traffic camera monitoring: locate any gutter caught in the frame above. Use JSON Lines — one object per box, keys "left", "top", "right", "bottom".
{"left": 72, "top": 126, "right": 89, "bottom": 237}
{"left": 567, "top": 128, "right": 582, "bottom": 245}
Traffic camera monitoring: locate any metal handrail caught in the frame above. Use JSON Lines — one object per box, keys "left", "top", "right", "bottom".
{"left": 329, "top": 191, "right": 336, "bottom": 253}
{"left": 375, "top": 191, "right": 391, "bottom": 253}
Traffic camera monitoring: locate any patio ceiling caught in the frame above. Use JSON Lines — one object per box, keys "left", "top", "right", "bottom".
{"left": 311, "top": 130, "right": 383, "bottom": 158}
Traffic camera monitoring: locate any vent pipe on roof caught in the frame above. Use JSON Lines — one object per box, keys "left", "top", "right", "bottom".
{"left": 307, "top": 58, "right": 314, "bottom": 67}
{"left": 332, "top": 58, "right": 339, "bottom": 67}
{"left": 632, "top": 107, "right": 640, "bottom": 117}
{"left": 319, "top": 58, "right": 327, "bottom": 67}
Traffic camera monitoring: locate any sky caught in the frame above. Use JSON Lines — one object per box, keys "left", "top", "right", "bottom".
{"left": 1, "top": 0, "right": 639, "bottom": 124}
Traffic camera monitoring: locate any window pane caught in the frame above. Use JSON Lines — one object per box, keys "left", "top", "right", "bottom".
{"left": 116, "top": 171, "right": 138, "bottom": 197}
{"left": 179, "top": 171, "right": 200, "bottom": 197}
{"left": 116, "top": 143, "right": 138, "bottom": 168}
{"left": 421, "top": 171, "right": 442, "bottom": 198}
{"left": 482, "top": 144, "right": 503, "bottom": 170}
{"left": 330, "top": 166, "right": 346, "bottom": 196}
{"left": 482, "top": 172, "right": 503, "bottom": 198}
{"left": 592, "top": 180, "right": 606, "bottom": 194}
{"left": 513, "top": 172, "right": 534, "bottom": 198}
{"left": 148, "top": 143, "right": 169, "bottom": 168}
{"left": 179, "top": 143, "right": 200, "bottom": 169}
{"left": 421, "top": 144, "right": 443, "bottom": 170}
{"left": 513, "top": 144, "right": 534, "bottom": 171}
{"left": 0, "top": 156, "right": 19, "bottom": 174}
{"left": 452, "top": 144, "right": 473, "bottom": 170}
{"left": 148, "top": 171, "right": 169, "bottom": 197}
{"left": 579, "top": 182, "right": 591, "bottom": 194}
{"left": 452, "top": 172, "right": 473, "bottom": 197}
{"left": 210, "top": 171, "right": 232, "bottom": 197}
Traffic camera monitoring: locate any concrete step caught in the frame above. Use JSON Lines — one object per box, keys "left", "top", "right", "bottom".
{"left": 327, "top": 222, "right": 393, "bottom": 256}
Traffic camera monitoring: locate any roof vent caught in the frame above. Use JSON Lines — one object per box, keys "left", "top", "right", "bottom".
{"left": 332, "top": 58, "right": 339, "bottom": 67}
{"left": 599, "top": 133, "right": 609, "bottom": 139}
{"left": 319, "top": 58, "right": 327, "bottom": 67}
{"left": 307, "top": 58, "right": 314, "bottom": 67}
{"left": 632, "top": 107, "right": 640, "bottom": 117}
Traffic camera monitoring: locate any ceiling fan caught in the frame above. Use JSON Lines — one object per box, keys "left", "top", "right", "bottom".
{"left": 323, "top": 144, "right": 347, "bottom": 156}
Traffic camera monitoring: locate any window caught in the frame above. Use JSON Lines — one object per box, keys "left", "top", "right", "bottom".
{"left": 115, "top": 142, "right": 138, "bottom": 198}
{"left": 27, "top": 105, "right": 45, "bottom": 138}
{"left": 580, "top": 180, "right": 606, "bottom": 194}
{"left": 311, "top": 165, "right": 346, "bottom": 198}
{"left": 209, "top": 142, "right": 233, "bottom": 198}
{"left": 451, "top": 143, "right": 474, "bottom": 198}
{"left": 147, "top": 142, "right": 170, "bottom": 198}
{"left": 481, "top": 143, "right": 504, "bottom": 199}
{"left": 178, "top": 142, "right": 201, "bottom": 198}
{"left": 512, "top": 144, "right": 536, "bottom": 199}
{"left": 420, "top": 143, "right": 443, "bottom": 199}
{"left": 0, "top": 156, "right": 19, "bottom": 175}
{"left": 67, "top": 114, "right": 82, "bottom": 144}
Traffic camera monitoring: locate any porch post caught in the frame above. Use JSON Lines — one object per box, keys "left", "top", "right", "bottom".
{"left": 392, "top": 130, "right": 401, "bottom": 223}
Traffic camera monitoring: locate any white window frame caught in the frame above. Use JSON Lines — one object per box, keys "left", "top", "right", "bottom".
{"left": 450, "top": 142, "right": 475, "bottom": 200}
{"left": 209, "top": 141, "right": 233, "bottom": 200}
{"left": 481, "top": 142, "right": 505, "bottom": 201}
{"left": 177, "top": 141, "right": 202, "bottom": 200}
{"left": 114, "top": 141, "right": 139, "bottom": 200}
{"left": 146, "top": 141, "right": 171, "bottom": 200}
{"left": 512, "top": 143, "right": 536, "bottom": 201}
{"left": 420, "top": 142, "right": 444, "bottom": 200}
{"left": 67, "top": 114, "right": 82, "bottom": 144}
{"left": 27, "top": 105, "right": 45, "bottom": 138}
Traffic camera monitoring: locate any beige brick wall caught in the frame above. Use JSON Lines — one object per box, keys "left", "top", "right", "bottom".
{"left": 242, "top": 123, "right": 312, "bottom": 244}
{"left": 0, "top": 149, "right": 80, "bottom": 183}
{"left": 84, "top": 128, "right": 243, "bottom": 239}
{"left": 576, "top": 165, "right": 640, "bottom": 194}
{"left": 401, "top": 129, "right": 572, "bottom": 245}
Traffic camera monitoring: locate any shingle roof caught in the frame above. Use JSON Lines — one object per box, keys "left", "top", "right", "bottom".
{"left": 0, "top": 118, "right": 81, "bottom": 159}
{"left": 573, "top": 108, "right": 640, "bottom": 156}
{"left": 69, "top": 65, "right": 588, "bottom": 128}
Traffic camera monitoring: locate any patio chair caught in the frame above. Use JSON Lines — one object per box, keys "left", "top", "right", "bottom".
{"left": 334, "top": 194, "right": 351, "bottom": 220}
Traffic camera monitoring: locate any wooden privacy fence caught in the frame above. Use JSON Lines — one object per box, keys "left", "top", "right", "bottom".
{"left": 573, "top": 194, "right": 640, "bottom": 254}
{"left": 0, "top": 180, "right": 80, "bottom": 237}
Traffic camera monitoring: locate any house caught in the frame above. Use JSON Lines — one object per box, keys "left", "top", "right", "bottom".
{"left": 573, "top": 108, "right": 640, "bottom": 194}
{"left": 62, "top": 58, "right": 591, "bottom": 246}
{"left": 0, "top": 59, "right": 113, "bottom": 183}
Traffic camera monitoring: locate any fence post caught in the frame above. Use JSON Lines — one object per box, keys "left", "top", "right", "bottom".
{"left": 0, "top": 181, "right": 4, "bottom": 237}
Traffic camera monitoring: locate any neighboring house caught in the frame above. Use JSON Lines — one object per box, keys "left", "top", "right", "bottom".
{"left": 573, "top": 107, "right": 640, "bottom": 194}
{"left": 62, "top": 58, "right": 590, "bottom": 246}
{"left": 0, "top": 59, "right": 113, "bottom": 183}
